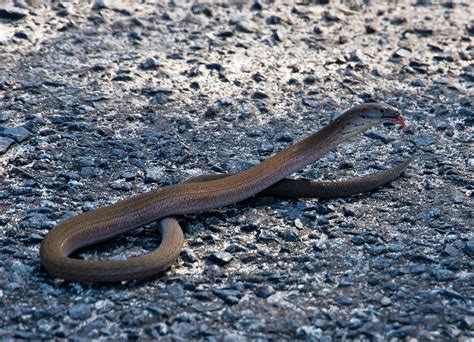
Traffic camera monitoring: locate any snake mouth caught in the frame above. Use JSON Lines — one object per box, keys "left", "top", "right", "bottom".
{"left": 392, "top": 115, "right": 408, "bottom": 131}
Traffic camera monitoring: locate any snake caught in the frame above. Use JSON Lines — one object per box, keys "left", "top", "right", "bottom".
{"left": 40, "top": 103, "right": 410, "bottom": 282}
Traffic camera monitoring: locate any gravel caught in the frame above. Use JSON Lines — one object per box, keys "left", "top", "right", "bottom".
{"left": 0, "top": 1, "right": 472, "bottom": 340}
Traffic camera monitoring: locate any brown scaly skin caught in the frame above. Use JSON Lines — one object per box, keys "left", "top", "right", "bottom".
{"left": 40, "top": 103, "right": 411, "bottom": 282}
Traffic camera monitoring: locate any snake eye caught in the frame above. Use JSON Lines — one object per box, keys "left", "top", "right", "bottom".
{"left": 380, "top": 109, "right": 385, "bottom": 113}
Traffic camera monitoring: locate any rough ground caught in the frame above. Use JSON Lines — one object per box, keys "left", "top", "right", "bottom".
{"left": 0, "top": 0, "right": 472, "bottom": 340}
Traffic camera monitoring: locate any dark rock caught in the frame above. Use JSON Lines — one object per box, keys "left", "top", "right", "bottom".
{"left": 241, "top": 223, "right": 258, "bottom": 232}
{"left": 0, "top": 111, "right": 12, "bottom": 122}
{"left": 312, "top": 25, "right": 323, "bottom": 35}
{"left": 391, "top": 16, "right": 407, "bottom": 25}
{"left": 190, "top": 3, "right": 211, "bottom": 16}
{"left": 270, "top": 30, "right": 282, "bottom": 44}
{"left": 255, "top": 286, "right": 275, "bottom": 298}
{"left": 209, "top": 251, "right": 233, "bottom": 265}
{"left": 0, "top": 5, "right": 27, "bottom": 20}
{"left": 251, "top": 72, "right": 266, "bottom": 83}
{"left": 222, "top": 307, "right": 238, "bottom": 322}
{"left": 80, "top": 167, "right": 100, "bottom": 177}
{"left": 342, "top": 206, "right": 356, "bottom": 217}
{"left": 457, "top": 106, "right": 472, "bottom": 118}
{"left": 410, "top": 79, "right": 425, "bottom": 87}
{"left": 110, "top": 180, "right": 132, "bottom": 191}
{"left": 120, "top": 171, "right": 137, "bottom": 180}
{"left": 351, "top": 235, "right": 364, "bottom": 246}
{"left": 217, "top": 31, "right": 233, "bottom": 38}
{"left": 145, "top": 166, "right": 164, "bottom": 183}
{"left": 235, "top": 21, "right": 254, "bottom": 34}
{"left": 431, "top": 268, "right": 456, "bottom": 281}
{"left": 463, "top": 239, "right": 474, "bottom": 257}
{"left": 0, "top": 126, "right": 31, "bottom": 142}
{"left": 68, "top": 303, "right": 92, "bottom": 320}
{"left": 252, "top": 91, "right": 269, "bottom": 100}
{"left": 364, "top": 131, "right": 390, "bottom": 144}
{"left": 337, "top": 295, "right": 353, "bottom": 305}
{"left": 0, "top": 137, "right": 14, "bottom": 154}
{"left": 144, "top": 86, "right": 173, "bottom": 95}
{"left": 414, "top": 27, "right": 433, "bottom": 36}
{"left": 323, "top": 11, "right": 341, "bottom": 22}
{"left": 413, "top": 134, "right": 436, "bottom": 147}
{"left": 225, "top": 244, "right": 246, "bottom": 253}
{"left": 205, "top": 63, "right": 223, "bottom": 72}
{"left": 204, "top": 106, "right": 222, "bottom": 119}
{"left": 213, "top": 289, "right": 240, "bottom": 305}
{"left": 303, "top": 75, "right": 317, "bottom": 85}
{"left": 266, "top": 15, "right": 281, "bottom": 25}
{"left": 302, "top": 97, "right": 319, "bottom": 108}
{"left": 112, "top": 74, "right": 133, "bottom": 82}
{"left": 365, "top": 25, "right": 377, "bottom": 34}
{"left": 14, "top": 31, "right": 28, "bottom": 39}
{"left": 338, "top": 35, "right": 348, "bottom": 44}
{"left": 181, "top": 249, "right": 198, "bottom": 263}
{"left": 77, "top": 157, "right": 96, "bottom": 167}
{"left": 409, "top": 59, "right": 429, "bottom": 73}
{"left": 296, "top": 326, "right": 322, "bottom": 339}
{"left": 250, "top": 1, "right": 262, "bottom": 11}
{"left": 441, "top": 245, "right": 461, "bottom": 257}
{"left": 433, "top": 53, "right": 454, "bottom": 62}
{"left": 91, "top": 0, "right": 107, "bottom": 10}
{"left": 139, "top": 57, "right": 159, "bottom": 70}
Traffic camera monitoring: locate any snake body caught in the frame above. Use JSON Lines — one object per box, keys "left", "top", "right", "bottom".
{"left": 40, "top": 103, "right": 409, "bottom": 282}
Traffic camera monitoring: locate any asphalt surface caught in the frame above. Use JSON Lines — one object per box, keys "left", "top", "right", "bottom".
{"left": 0, "top": 1, "right": 472, "bottom": 340}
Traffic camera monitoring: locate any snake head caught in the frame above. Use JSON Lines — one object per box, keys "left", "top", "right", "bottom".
{"left": 362, "top": 102, "right": 407, "bottom": 130}
{"left": 339, "top": 103, "right": 408, "bottom": 137}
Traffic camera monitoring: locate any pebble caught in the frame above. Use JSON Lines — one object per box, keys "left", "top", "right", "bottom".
{"left": 337, "top": 295, "right": 353, "bottom": 305}
{"left": 380, "top": 296, "right": 392, "bottom": 306}
{"left": 365, "top": 24, "right": 377, "bottom": 34}
{"left": 225, "top": 244, "right": 246, "bottom": 253}
{"left": 255, "top": 285, "right": 275, "bottom": 298}
{"left": 296, "top": 326, "right": 322, "bottom": 339}
{"left": 221, "top": 307, "right": 238, "bottom": 322}
{"left": 139, "top": 57, "right": 158, "bottom": 70}
{"left": 181, "top": 249, "right": 198, "bottom": 263}
{"left": 68, "top": 303, "right": 92, "bottom": 320}
{"left": 463, "top": 240, "right": 474, "bottom": 257}
{"left": 80, "top": 166, "right": 100, "bottom": 177}
{"left": 0, "top": 111, "right": 12, "bottom": 122}
{"left": 14, "top": 31, "right": 28, "bottom": 40}
{"left": 393, "top": 47, "right": 411, "bottom": 59}
{"left": 431, "top": 268, "right": 457, "bottom": 281}
{"left": 144, "top": 166, "right": 164, "bottom": 183}
{"left": 91, "top": 0, "right": 107, "bottom": 10}
{"left": 120, "top": 171, "right": 137, "bottom": 180}
{"left": 110, "top": 180, "right": 132, "bottom": 191}
{"left": 0, "top": 126, "right": 31, "bottom": 142}
{"left": 274, "top": 131, "right": 293, "bottom": 143}
{"left": 0, "top": 137, "right": 14, "bottom": 154}
{"left": 223, "top": 333, "right": 247, "bottom": 342}
{"left": 0, "top": 5, "right": 27, "bottom": 20}
{"left": 209, "top": 252, "right": 233, "bottom": 265}
{"left": 413, "top": 134, "right": 437, "bottom": 147}
{"left": 252, "top": 91, "right": 269, "bottom": 100}
{"left": 94, "top": 299, "right": 114, "bottom": 313}
{"left": 302, "top": 97, "right": 319, "bottom": 108}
